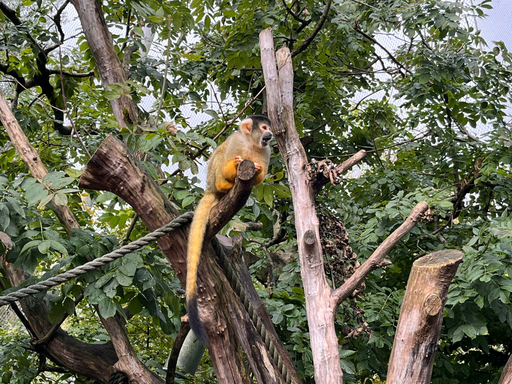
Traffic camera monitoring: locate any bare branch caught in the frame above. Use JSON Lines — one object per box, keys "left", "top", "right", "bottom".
{"left": 51, "top": 0, "right": 71, "bottom": 43}
{"left": 291, "top": 0, "right": 333, "bottom": 57}
{"left": 331, "top": 201, "right": 429, "bottom": 307}
{"left": 47, "top": 69, "right": 95, "bottom": 77}
{"left": 353, "top": 26, "right": 409, "bottom": 78}
{"left": 280, "top": 0, "right": 309, "bottom": 24}
{"left": 310, "top": 150, "right": 367, "bottom": 193}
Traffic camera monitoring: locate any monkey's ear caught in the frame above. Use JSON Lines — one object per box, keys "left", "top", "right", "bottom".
{"left": 240, "top": 118, "right": 253, "bottom": 135}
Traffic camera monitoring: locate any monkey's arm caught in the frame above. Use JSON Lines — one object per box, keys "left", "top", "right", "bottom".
{"left": 215, "top": 157, "right": 242, "bottom": 192}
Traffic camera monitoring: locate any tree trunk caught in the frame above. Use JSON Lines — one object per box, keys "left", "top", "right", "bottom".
{"left": 387, "top": 250, "right": 464, "bottom": 383}
{"left": 0, "top": 89, "right": 121, "bottom": 383}
{"left": 71, "top": 0, "right": 138, "bottom": 128}
{"left": 260, "top": 29, "right": 343, "bottom": 384}
{"left": 499, "top": 354, "right": 512, "bottom": 384}
{"left": 79, "top": 134, "right": 300, "bottom": 384}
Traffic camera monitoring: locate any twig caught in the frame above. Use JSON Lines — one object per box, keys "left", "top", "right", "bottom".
{"left": 209, "top": 83, "right": 227, "bottom": 124}
{"left": 58, "top": 45, "right": 92, "bottom": 157}
{"left": 51, "top": 0, "right": 71, "bottom": 43}
{"left": 353, "top": 26, "right": 409, "bottom": 78}
{"left": 349, "top": 0, "right": 378, "bottom": 10}
{"left": 363, "top": 130, "right": 430, "bottom": 154}
{"left": 280, "top": 0, "right": 309, "bottom": 24}
{"left": 47, "top": 69, "right": 95, "bottom": 78}
{"left": 156, "top": 15, "right": 173, "bottom": 124}
{"left": 292, "top": 0, "right": 333, "bottom": 57}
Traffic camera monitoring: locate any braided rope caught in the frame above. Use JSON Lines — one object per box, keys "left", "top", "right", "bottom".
{"left": 210, "top": 238, "right": 299, "bottom": 384}
{"left": 0, "top": 212, "right": 194, "bottom": 307}
{"left": 108, "top": 371, "right": 129, "bottom": 384}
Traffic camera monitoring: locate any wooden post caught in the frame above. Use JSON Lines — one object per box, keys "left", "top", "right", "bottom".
{"left": 387, "top": 250, "right": 464, "bottom": 383}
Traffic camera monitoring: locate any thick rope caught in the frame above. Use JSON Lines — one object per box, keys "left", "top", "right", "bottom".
{"left": 210, "top": 237, "right": 300, "bottom": 384}
{"left": 108, "top": 371, "right": 129, "bottom": 384}
{"left": 0, "top": 212, "right": 194, "bottom": 307}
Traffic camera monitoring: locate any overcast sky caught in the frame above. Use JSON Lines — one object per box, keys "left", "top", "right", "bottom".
{"left": 477, "top": 0, "right": 512, "bottom": 47}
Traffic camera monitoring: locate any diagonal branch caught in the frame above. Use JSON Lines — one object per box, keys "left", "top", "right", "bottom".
{"left": 51, "top": 0, "right": 71, "bottom": 43}
{"left": 310, "top": 150, "right": 367, "bottom": 193}
{"left": 331, "top": 201, "right": 429, "bottom": 307}
{"left": 291, "top": 0, "right": 333, "bottom": 57}
{"left": 281, "top": 0, "right": 309, "bottom": 24}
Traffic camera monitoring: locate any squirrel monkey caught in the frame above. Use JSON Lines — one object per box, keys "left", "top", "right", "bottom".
{"left": 186, "top": 115, "right": 273, "bottom": 344}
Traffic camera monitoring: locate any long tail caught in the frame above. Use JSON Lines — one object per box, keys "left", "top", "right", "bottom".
{"left": 186, "top": 192, "right": 218, "bottom": 346}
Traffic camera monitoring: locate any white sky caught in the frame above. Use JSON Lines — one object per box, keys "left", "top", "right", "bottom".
{"left": 478, "top": 0, "right": 512, "bottom": 46}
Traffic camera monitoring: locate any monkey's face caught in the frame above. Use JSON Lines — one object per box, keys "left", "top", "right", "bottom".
{"left": 258, "top": 122, "right": 273, "bottom": 147}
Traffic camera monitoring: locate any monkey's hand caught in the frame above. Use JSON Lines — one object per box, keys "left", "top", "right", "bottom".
{"left": 254, "top": 162, "right": 263, "bottom": 173}
{"left": 234, "top": 156, "right": 243, "bottom": 166}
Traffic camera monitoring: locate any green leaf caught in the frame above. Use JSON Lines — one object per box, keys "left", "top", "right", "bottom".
{"left": 0, "top": 203, "right": 9, "bottom": 230}
{"left": 63, "top": 297, "right": 75, "bottom": 315}
{"left": 116, "top": 269, "right": 133, "bottom": 286}
{"left": 96, "top": 191, "right": 117, "bottom": 203}
{"left": 38, "top": 240, "right": 51, "bottom": 254}
{"left": 263, "top": 185, "right": 274, "bottom": 208}
{"left": 182, "top": 195, "right": 195, "bottom": 208}
{"left": 53, "top": 192, "right": 68, "bottom": 206}
{"left": 95, "top": 273, "right": 114, "bottom": 288}
{"left": 98, "top": 298, "right": 117, "bottom": 318}
{"left": 48, "top": 303, "right": 66, "bottom": 325}
{"left": 272, "top": 184, "right": 291, "bottom": 198}
{"left": 6, "top": 196, "right": 25, "bottom": 218}
{"left": 49, "top": 240, "right": 68, "bottom": 255}
{"left": 25, "top": 183, "right": 48, "bottom": 206}
{"left": 128, "top": 296, "right": 143, "bottom": 315}
{"left": 38, "top": 193, "right": 54, "bottom": 209}
{"left": 43, "top": 172, "right": 74, "bottom": 189}
{"left": 20, "top": 240, "right": 42, "bottom": 255}
{"left": 271, "top": 312, "right": 284, "bottom": 324}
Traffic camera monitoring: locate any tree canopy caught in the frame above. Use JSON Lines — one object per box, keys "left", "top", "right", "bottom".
{"left": 1, "top": 0, "right": 512, "bottom": 383}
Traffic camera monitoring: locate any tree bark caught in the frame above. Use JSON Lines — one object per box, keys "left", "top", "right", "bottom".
{"left": 499, "top": 354, "right": 512, "bottom": 384}
{"left": 260, "top": 29, "right": 343, "bottom": 384}
{"left": 79, "top": 134, "right": 300, "bottom": 384}
{"left": 71, "top": 0, "right": 138, "bottom": 128}
{"left": 0, "top": 89, "right": 79, "bottom": 235}
{"left": 387, "top": 250, "right": 464, "bottom": 384}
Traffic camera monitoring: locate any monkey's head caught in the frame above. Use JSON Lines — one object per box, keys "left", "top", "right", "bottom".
{"left": 240, "top": 115, "right": 273, "bottom": 147}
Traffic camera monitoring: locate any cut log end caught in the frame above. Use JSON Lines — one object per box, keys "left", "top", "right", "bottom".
{"left": 414, "top": 249, "right": 463, "bottom": 268}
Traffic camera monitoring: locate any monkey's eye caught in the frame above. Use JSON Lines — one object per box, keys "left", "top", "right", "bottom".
{"left": 261, "top": 125, "right": 269, "bottom": 130}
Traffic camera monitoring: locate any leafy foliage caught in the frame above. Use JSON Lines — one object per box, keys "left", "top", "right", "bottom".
{"left": 1, "top": 0, "right": 512, "bottom": 382}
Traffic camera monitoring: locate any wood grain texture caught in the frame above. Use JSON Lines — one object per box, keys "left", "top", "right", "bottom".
{"left": 387, "top": 250, "right": 463, "bottom": 384}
